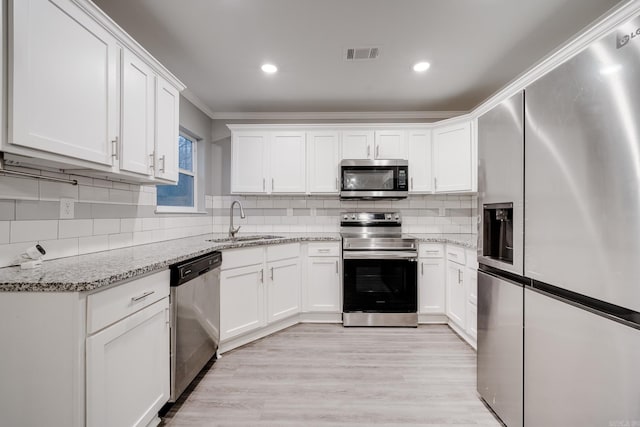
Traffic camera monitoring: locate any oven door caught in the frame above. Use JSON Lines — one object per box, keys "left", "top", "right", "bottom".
{"left": 343, "top": 251, "right": 417, "bottom": 313}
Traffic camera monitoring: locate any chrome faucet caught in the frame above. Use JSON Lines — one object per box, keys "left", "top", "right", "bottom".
{"left": 229, "top": 200, "right": 246, "bottom": 239}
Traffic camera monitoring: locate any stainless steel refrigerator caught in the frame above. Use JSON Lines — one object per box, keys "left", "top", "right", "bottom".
{"left": 477, "top": 91, "right": 525, "bottom": 427}
{"left": 478, "top": 12, "right": 640, "bottom": 427}
{"left": 523, "top": 12, "right": 640, "bottom": 426}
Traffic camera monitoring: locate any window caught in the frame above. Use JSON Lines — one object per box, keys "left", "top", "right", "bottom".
{"left": 156, "top": 134, "right": 197, "bottom": 212}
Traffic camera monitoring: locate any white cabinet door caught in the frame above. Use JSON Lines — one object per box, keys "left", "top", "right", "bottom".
{"left": 10, "top": 0, "right": 119, "bottom": 165}
{"left": 307, "top": 257, "right": 341, "bottom": 312}
{"left": 466, "top": 267, "right": 478, "bottom": 340}
{"left": 408, "top": 130, "right": 434, "bottom": 193}
{"left": 374, "top": 130, "right": 407, "bottom": 159}
{"left": 154, "top": 76, "right": 180, "bottom": 182}
{"left": 120, "top": 50, "right": 154, "bottom": 176}
{"left": 270, "top": 131, "right": 306, "bottom": 193}
{"left": 341, "top": 130, "right": 374, "bottom": 159}
{"left": 267, "top": 258, "right": 301, "bottom": 323}
{"left": 433, "top": 121, "right": 473, "bottom": 192}
{"left": 220, "top": 264, "right": 265, "bottom": 340}
{"left": 418, "top": 258, "right": 445, "bottom": 314}
{"left": 86, "top": 298, "right": 170, "bottom": 427}
{"left": 446, "top": 262, "right": 466, "bottom": 328}
{"left": 231, "top": 131, "right": 268, "bottom": 193}
{"left": 307, "top": 131, "right": 341, "bottom": 194}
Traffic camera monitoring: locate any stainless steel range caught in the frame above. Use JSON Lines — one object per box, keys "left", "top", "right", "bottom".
{"left": 341, "top": 212, "right": 418, "bottom": 327}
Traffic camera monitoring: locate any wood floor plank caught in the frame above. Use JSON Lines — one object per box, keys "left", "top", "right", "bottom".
{"left": 162, "top": 324, "right": 502, "bottom": 427}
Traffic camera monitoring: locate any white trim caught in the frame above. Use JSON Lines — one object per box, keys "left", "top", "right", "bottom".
{"left": 154, "top": 206, "right": 206, "bottom": 214}
{"left": 212, "top": 111, "right": 466, "bottom": 120}
{"left": 472, "top": 0, "right": 640, "bottom": 117}
{"left": 180, "top": 89, "right": 217, "bottom": 119}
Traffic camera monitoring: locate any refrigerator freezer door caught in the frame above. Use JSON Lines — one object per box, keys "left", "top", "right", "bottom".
{"left": 477, "top": 270, "right": 523, "bottom": 427}
{"left": 478, "top": 92, "right": 524, "bottom": 276}
{"left": 525, "top": 288, "right": 640, "bottom": 426}
{"left": 524, "top": 13, "right": 640, "bottom": 313}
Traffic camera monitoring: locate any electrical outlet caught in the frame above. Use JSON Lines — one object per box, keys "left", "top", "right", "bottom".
{"left": 439, "top": 207, "right": 446, "bottom": 217}
{"left": 60, "top": 198, "right": 75, "bottom": 219}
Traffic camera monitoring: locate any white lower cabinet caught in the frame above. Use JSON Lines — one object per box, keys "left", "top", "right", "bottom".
{"left": 220, "top": 244, "right": 301, "bottom": 342}
{"left": 446, "top": 246, "right": 467, "bottom": 329}
{"left": 306, "top": 243, "right": 341, "bottom": 312}
{"left": 267, "top": 257, "right": 301, "bottom": 322}
{"left": 220, "top": 264, "right": 265, "bottom": 340}
{"left": 86, "top": 298, "right": 170, "bottom": 427}
{"left": 465, "top": 249, "right": 478, "bottom": 341}
{"left": 418, "top": 244, "right": 445, "bottom": 314}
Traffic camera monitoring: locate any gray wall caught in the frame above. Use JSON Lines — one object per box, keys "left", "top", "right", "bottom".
{"left": 211, "top": 118, "right": 441, "bottom": 195}
{"left": 180, "top": 96, "right": 215, "bottom": 202}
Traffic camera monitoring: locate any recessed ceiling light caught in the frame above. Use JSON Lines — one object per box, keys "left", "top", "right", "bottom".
{"left": 261, "top": 63, "right": 278, "bottom": 74}
{"left": 413, "top": 61, "right": 431, "bottom": 72}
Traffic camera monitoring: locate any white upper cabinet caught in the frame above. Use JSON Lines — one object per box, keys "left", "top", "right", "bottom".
{"left": 10, "top": 0, "right": 119, "bottom": 166}
{"left": 341, "top": 129, "right": 407, "bottom": 160}
{"left": 408, "top": 129, "right": 433, "bottom": 193}
{"left": 154, "top": 76, "right": 180, "bottom": 182}
{"left": 307, "top": 131, "right": 341, "bottom": 194}
{"left": 231, "top": 131, "right": 269, "bottom": 193}
{"left": 433, "top": 120, "right": 474, "bottom": 192}
{"left": 341, "top": 130, "right": 374, "bottom": 159}
{"left": 374, "top": 129, "right": 407, "bottom": 159}
{"left": 270, "top": 131, "right": 306, "bottom": 193}
{"left": 231, "top": 130, "right": 306, "bottom": 194}
{"left": 6, "top": 0, "right": 184, "bottom": 183}
{"left": 120, "top": 50, "right": 154, "bottom": 176}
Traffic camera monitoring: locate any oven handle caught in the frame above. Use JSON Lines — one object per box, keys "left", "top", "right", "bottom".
{"left": 343, "top": 251, "right": 418, "bottom": 260}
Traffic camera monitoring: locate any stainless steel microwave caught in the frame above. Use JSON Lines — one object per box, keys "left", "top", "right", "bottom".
{"left": 340, "top": 159, "right": 409, "bottom": 199}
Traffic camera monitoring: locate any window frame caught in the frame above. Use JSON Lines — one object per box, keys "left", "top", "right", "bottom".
{"left": 155, "top": 132, "right": 200, "bottom": 214}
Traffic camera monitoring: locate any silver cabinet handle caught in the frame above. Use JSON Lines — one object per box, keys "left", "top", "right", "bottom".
{"left": 366, "top": 145, "right": 370, "bottom": 158}
{"left": 270, "top": 267, "right": 274, "bottom": 280}
{"left": 262, "top": 178, "right": 265, "bottom": 191}
{"left": 131, "top": 290, "right": 154, "bottom": 302}
{"left": 421, "top": 262, "right": 424, "bottom": 275}
{"left": 149, "top": 152, "right": 155, "bottom": 170}
{"left": 335, "top": 177, "right": 338, "bottom": 190}
{"left": 448, "top": 252, "right": 458, "bottom": 258}
{"left": 425, "top": 250, "right": 440, "bottom": 254}
{"left": 260, "top": 269, "right": 264, "bottom": 283}
{"left": 434, "top": 177, "right": 438, "bottom": 190}
{"left": 458, "top": 269, "right": 462, "bottom": 284}
{"left": 159, "top": 154, "right": 166, "bottom": 173}
{"left": 111, "top": 136, "right": 119, "bottom": 161}
{"left": 335, "top": 260, "right": 339, "bottom": 274}
{"left": 272, "top": 178, "right": 274, "bottom": 191}
{"left": 376, "top": 145, "right": 379, "bottom": 158}
{"left": 318, "top": 249, "right": 331, "bottom": 253}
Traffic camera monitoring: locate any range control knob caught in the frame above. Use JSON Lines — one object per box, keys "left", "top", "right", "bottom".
{"left": 343, "top": 215, "right": 348, "bottom": 220}
{"left": 351, "top": 214, "right": 356, "bottom": 220}
{"left": 394, "top": 215, "right": 400, "bottom": 220}
{"left": 385, "top": 214, "right": 392, "bottom": 220}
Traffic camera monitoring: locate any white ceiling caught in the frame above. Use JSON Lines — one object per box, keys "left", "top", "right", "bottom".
{"left": 94, "top": 0, "right": 623, "bottom": 114}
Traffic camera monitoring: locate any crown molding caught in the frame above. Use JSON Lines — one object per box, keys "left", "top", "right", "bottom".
{"left": 180, "top": 89, "right": 218, "bottom": 119}
{"left": 209, "top": 111, "right": 467, "bottom": 120}
{"left": 472, "top": 0, "right": 640, "bottom": 117}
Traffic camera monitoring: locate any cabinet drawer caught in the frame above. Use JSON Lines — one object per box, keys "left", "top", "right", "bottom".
{"left": 308, "top": 243, "right": 340, "bottom": 257}
{"left": 221, "top": 247, "right": 264, "bottom": 270}
{"left": 446, "top": 245, "right": 466, "bottom": 265}
{"left": 267, "top": 243, "right": 300, "bottom": 262}
{"left": 419, "top": 244, "right": 443, "bottom": 258}
{"left": 87, "top": 270, "right": 169, "bottom": 334}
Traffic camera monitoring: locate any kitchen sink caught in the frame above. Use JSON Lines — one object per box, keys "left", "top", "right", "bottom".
{"left": 207, "top": 235, "right": 284, "bottom": 243}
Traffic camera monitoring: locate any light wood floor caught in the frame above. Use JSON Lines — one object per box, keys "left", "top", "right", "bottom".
{"left": 161, "top": 324, "right": 502, "bottom": 427}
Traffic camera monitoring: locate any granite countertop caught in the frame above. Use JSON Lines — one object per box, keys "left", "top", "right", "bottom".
{"left": 410, "top": 233, "right": 477, "bottom": 249}
{"left": 0, "top": 233, "right": 340, "bottom": 292}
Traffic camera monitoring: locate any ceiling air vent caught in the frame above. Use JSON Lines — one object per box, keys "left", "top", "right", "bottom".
{"left": 345, "top": 47, "right": 380, "bottom": 61}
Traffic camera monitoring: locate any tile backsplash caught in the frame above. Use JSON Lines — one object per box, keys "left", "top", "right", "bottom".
{"left": 0, "top": 169, "right": 478, "bottom": 268}
{"left": 0, "top": 171, "right": 213, "bottom": 268}
{"left": 211, "top": 194, "right": 478, "bottom": 235}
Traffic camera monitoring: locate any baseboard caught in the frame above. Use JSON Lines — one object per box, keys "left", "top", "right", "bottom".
{"left": 418, "top": 313, "right": 448, "bottom": 324}
{"left": 448, "top": 320, "right": 477, "bottom": 350}
{"left": 299, "top": 312, "right": 342, "bottom": 323}
{"left": 219, "top": 316, "right": 300, "bottom": 354}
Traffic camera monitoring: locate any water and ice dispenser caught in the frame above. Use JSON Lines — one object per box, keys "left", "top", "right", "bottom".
{"left": 482, "top": 203, "right": 514, "bottom": 264}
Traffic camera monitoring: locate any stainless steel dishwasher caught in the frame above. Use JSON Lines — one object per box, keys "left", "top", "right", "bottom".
{"left": 169, "top": 251, "right": 222, "bottom": 402}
